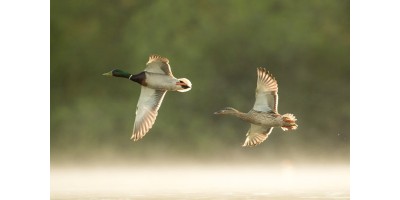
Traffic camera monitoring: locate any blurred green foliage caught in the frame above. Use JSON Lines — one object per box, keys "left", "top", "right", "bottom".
{"left": 51, "top": 0, "right": 349, "bottom": 163}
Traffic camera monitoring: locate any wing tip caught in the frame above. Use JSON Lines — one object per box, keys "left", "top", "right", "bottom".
{"left": 242, "top": 129, "right": 271, "bottom": 147}
{"left": 257, "top": 67, "right": 278, "bottom": 91}
{"left": 147, "top": 54, "right": 169, "bottom": 64}
{"left": 131, "top": 124, "right": 151, "bottom": 142}
{"left": 130, "top": 132, "right": 143, "bottom": 141}
{"left": 242, "top": 141, "right": 260, "bottom": 147}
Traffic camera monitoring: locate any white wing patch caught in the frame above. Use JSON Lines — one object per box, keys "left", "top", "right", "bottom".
{"left": 131, "top": 87, "right": 167, "bottom": 141}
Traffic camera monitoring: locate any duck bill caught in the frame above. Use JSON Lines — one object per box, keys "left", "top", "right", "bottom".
{"left": 214, "top": 111, "right": 222, "bottom": 114}
{"left": 102, "top": 71, "right": 113, "bottom": 76}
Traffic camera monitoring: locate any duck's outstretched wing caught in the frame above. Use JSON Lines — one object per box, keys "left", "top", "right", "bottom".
{"left": 242, "top": 125, "right": 273, "bottom": 147}
{"left": 252, "top": 67, "right": 279, "bottom": 113}
{"left": 145, "top": 54, "right": 173, "bottom": 76}
{"left": 131, "top": 86, "right": 167, "bottom": 141}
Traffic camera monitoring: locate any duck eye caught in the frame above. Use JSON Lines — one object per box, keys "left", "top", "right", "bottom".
{"left": 180, "top": 80, "right": 184, "bottom": 83}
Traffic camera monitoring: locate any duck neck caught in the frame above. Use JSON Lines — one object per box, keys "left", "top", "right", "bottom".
{"left": 128, "top": 71, "right": 146, "bottom": 85}
{"left": 114, "top": 70, "right": 146, "bottom": 85}
{"left": 238, "top": 112, "right": 252, "bottom": 122}
{"left": 229, "top": 111, "right": 249, "bottom": 121}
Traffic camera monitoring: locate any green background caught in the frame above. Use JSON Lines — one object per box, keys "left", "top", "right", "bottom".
{"left": 51, "top": 0, "right": 349, "bottom": 164}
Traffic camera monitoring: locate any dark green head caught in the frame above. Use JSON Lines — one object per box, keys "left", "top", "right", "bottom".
{"left": 102, "top": 69, "right": 131, "bottom": 78}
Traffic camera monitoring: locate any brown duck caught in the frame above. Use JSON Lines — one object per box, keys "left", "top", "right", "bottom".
{"left": 214, "top": 67, "right": 298, "bottom": 147}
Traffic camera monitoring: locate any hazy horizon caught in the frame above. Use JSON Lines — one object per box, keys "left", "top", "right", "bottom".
{"left": 51, "top": 0, "right": 349, "bottom": 199}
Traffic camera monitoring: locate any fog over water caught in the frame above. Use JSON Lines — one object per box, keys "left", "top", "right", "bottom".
{"left": 51, "top": 162, "right": 349, "bottom": 200}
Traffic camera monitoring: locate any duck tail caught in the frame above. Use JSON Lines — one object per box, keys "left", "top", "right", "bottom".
{"left": 281, "top": 113, "right": 298, "bottom": 131}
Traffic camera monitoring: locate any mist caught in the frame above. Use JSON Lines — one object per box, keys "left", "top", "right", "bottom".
{"left": 51, "top": 0, "right": 349, "bottom": 199}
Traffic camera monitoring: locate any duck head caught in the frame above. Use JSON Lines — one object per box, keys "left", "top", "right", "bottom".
{"left": 176, "top": 78, "right": 192, "bottom": 92}
{"left": 102, "top": 69, "right": 131, "bottom": 78}
{"left": 214, "top": 107, "right": 239, "bottom": 115}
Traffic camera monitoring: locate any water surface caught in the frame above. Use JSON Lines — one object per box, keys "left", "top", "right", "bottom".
{"left": 51, "top": 164, "right": 349, "bottom": 199}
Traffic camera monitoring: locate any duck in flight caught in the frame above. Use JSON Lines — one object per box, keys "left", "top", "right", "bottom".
{"left": 103, "top": 55, "right": 192, "bottom": 141}
{"left": 214, "top": 67, "right": 297, "bottom": 147}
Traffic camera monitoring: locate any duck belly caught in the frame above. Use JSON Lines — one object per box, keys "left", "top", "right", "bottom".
{"left": 145, "top": 73, "right": 180, "bottom": 91}
{"left": 247, "top": 112, "right": 282, "bottom": 127}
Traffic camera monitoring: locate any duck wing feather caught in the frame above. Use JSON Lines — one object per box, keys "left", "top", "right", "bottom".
{"left": 131, "top": 86, "right": 167, "bottom": 141}
{"left": 145, "top": 55, "right": 173, "bottom": 76}
{"left": 242, "top": 125, "right": 273, "bottom": 147}
{"left": 252, "top": 67, "right": 279, "bottom": 113}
